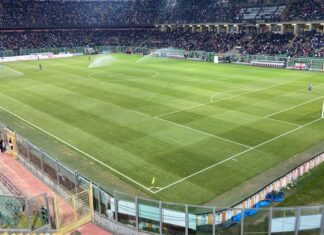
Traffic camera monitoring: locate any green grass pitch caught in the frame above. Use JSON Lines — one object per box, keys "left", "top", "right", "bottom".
{"left": 0, "top": 54, "right": 324, "bottom": 205}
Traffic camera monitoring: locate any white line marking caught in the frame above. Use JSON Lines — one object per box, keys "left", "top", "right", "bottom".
{"left": 155, "top": 117, "right": 252, "bottom": 149}
{"left": 88, "top": 69, "right": 160, "bottom": 81}
{"left": 0, "top": 105, "right": 154, "bottom": 193}
{"left": 264, "top": 117, "right": 301, "bottom": 127}
{"left": 148, "top": 187, "right": 162, "bottom": 190}
{"left": 322, "top": 101, "right": 324, "bottom": 118}
{"left": 1, "top": 65, "right": 24, "bottom": 77}
{"left": 5, "top": 83, "right": 60, "bottom": 93}
{"left": 210, "top": 89, "right": 255, "bottom": 102}
{"left": 153, "top": 117, "right": 322, "bottom": 194}
{"left": 265, "top": 96, "right": 324, "bottom": 118}
{"left": 4, "top": 69, "right": 160, "bottom": 94}
{"left": 156, "top": 80, "right": 294, "bottom": 118}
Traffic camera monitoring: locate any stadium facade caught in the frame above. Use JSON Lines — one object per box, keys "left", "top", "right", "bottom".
{"left": 1, "top": 0, "right": 324, "bottom": 234}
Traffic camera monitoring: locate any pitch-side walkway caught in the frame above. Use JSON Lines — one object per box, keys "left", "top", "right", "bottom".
{"left": 0, "top": 153, "right": 112, "bottom": 235}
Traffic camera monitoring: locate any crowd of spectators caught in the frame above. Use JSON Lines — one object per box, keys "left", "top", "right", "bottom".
{"left": 0, "top": 0, "right": 324, "bottom": 58}
{"left": 160, "top": 0, "right": 240, "bottom": 24}
{"left": 240, "top": 32, "right": 294, "bottom": 55}
{"left": 0, "top": 0, "right": 161, "bottom": 27}
{"left": 1, "top": 0, "right": 324, "bottom": 29}
{"left": 285, "top": 0, "right": 324, "bottom": 22}
{"left": 143, "top": 30, "right": 245, "bottom": 53}
{"left": 2, "top": 29, "right": 323, "bottom": 58}
{"left": 0, "top": 29, "right": 244, "bottom": 54}
{"left": 287, "top": 30, "right": 324, "bottom": 57}
{"left": 0, "top": 29, "right": 150, "bottom": 50}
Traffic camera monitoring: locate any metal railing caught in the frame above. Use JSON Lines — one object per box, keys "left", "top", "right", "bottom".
{"left": 1, "top": 125, "right": 324, "bottom": 234}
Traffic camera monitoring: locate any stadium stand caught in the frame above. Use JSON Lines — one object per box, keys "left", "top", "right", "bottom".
{"left": 0, "top": 0, "right": 323, "bottom": 58}
{"left": 2, "top": 0, "right": 324, "bottom": 234}
{"left": 160, "top": 0, "right": 241, "bottom": 24}
{"left": 1, "top": 28, "right": 322, "bottom": 57}
{"left": 236, "top": 5, "right": 285, "bottom": 22}
{"left": 0, "top": 29, "right": 150, "bottom": 50}
{"left": 285, "top": 0, "right": 324, "bottom": 21}
{"left": 0, "top": 0, "right": 161, "bottom": 27}
{"left": 0, "top": 0, "right": 323, "bottom": 29}
{"left": 287, "top": 30, "right": 324, "bottom": 57}
{"left": 240, "top": 32, "right": 294, "bottom": 55}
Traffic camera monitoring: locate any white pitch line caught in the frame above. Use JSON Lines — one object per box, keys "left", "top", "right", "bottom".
{"left": 0, "top": 105, "right": 155, "bottom": 193}
{"left": 155, "top": 80, "right": 294, "bottom": 118}
{"left": 265, "top": 96, "right": 324, "bottom": 118}
{"left": 264, "top": 117, "right": 301, "bottom": 127}
{"left": 155, "top": 117, "right": 252, "bottom": 149}
{"left": 88, "top": 69, "right": 160, "bottom": 82}
{"left": 210, "top": 89, "right": 255, "bottom": 102}
{"left": 153, "top": 116, "right": 322, "bottom": 194}
{"left": 4, "top": 69, "right": 160, "bottom": 94}
{"left": 4, "top": 83, "right": 62, "bottom": 93}
{"left": 1, "top": 65, "right": 24, "bottom": 76}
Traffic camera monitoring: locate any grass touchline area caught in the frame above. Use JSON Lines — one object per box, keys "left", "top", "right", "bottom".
{"left": 154, "top": 116, "right": 323, "bottom": 194}
{"left": 1, "top": 54, "right": 324, "bottom": 205}
{"left": 0, "top": 104, "right": 155, "bottom": 193}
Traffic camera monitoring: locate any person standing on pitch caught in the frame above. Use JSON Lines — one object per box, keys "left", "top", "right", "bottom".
{"left": 308, "top": 82, "right": 312, "bottom": 92}
{"left": 39, "top": 64, "right": 42, "bottom": 71}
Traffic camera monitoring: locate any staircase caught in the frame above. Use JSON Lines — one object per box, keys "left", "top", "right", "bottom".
{"left": 280, "top": 0, "right": 294, "bottom": 20}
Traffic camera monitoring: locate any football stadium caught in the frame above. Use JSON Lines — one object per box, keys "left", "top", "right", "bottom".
{"left": 0, "top": 0, "right": 324, "bottom": 234}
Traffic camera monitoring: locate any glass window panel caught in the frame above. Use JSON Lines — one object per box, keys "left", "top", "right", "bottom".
{"left": 138, "top": 198, "right": 160, "bottom": 234}
{"left": 162, "top": 202, "right": 186, "bottom": 235}
{"left": 115, "top": 192, "right": 136, "bottom": 228}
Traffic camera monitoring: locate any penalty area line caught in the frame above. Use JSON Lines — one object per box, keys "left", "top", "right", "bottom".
{"left": 155, "top": 116, "right": 252, "bottom": 149}
{"left": 265, "top": 96, "right": 324, "bottom": 118}
{"left": 152, "top": 116, "right": 323, "bottom": 194}
{"left": 0, "top": 105, "right": 155, "bottom": 194}
{"left": 156, "top": 80, "right": 294, "bottom": 118}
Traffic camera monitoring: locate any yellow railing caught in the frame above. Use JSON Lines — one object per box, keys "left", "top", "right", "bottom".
{"left": 54, "top": 184, "right": 93, "bottom": 234}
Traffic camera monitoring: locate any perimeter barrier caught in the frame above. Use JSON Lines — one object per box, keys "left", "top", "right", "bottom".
{"left": 1, "top": 105, "right": 324, "bottom": 233}
{"left": 1, "top": 45, "right": 323, "bottom": 72}
{"left": 230, "top": 53, "right": 324, "bottom": 71}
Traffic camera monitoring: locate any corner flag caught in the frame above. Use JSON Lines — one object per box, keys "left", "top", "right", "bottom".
{"left": 151, "top": 176, "right": 156, "bottom": 186}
